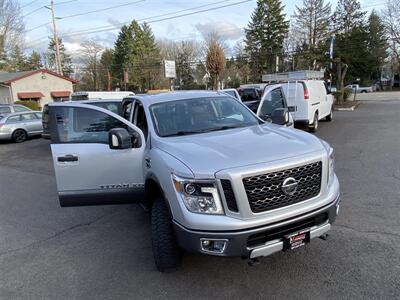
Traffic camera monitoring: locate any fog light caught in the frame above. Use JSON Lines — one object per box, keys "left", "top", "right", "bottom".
{"left": 200, "top": 239, "right": 228, "bottom": 254}
{"left": 336, "top": 204, "right": 340, "bottom": 215}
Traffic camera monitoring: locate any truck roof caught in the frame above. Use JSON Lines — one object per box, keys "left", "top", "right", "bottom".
{"left": 123, "top": 90, "right": 229, "bottom": 106}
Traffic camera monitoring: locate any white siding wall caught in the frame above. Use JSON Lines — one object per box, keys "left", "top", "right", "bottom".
{"left": 0, "top": 85, "right": 12, "bottom": 104}
{"left": 10, "top": 71, "right": 73, "bottom": 108}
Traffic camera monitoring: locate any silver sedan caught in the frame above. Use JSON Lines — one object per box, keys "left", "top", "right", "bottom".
{"left": 0, "top": 111, "right": 43, "bottom": 143}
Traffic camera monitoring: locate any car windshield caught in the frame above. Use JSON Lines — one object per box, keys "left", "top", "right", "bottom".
{"left": 150, "top": 96, "right": 261, "bottom": 137}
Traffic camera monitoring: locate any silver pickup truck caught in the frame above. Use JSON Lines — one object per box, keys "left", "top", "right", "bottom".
{"left": 47, "top": 91, "right": 340, "bottom": 272}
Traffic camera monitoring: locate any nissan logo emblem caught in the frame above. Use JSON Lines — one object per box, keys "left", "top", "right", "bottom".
{"left": 281, "top": 177, "right": 298, "bottom": 196}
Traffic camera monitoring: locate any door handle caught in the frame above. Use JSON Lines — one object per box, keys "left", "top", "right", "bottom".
{"left": 57, "top": 155, "right": 78, "bottom": 162}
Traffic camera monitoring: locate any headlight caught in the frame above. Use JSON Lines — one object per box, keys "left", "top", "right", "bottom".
{"left": 320, "top": 139, "right": 335, "bottom": 183}
{"left": 172, "top": 174, "right": 224, "bottom": 215}
{"left": 328, "top": 147, "right": 335, "bottom": 182}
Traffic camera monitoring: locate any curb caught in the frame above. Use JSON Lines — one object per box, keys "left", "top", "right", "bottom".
{"left": 334, "top": 102, "right": 361, "bottom": 111}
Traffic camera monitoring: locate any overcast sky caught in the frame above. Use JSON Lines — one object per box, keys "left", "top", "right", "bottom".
{"left": 20, "top": 0, "right": 386, "bottom": 54}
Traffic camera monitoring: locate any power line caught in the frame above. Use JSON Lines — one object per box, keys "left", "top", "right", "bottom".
{"left": 23, "top": 6, "right": 45, "bottom": 17}
{"left": 24, "top": 0, "right": 231, "bottom": 33}
{"left": 21, "top": 0, "right": 39, "bottom": 9}
{"left": 58, "top": 0, "right": 146, "bottom": 19}
{"left": 25, "top": 0, "right": 250, "bottom": 47}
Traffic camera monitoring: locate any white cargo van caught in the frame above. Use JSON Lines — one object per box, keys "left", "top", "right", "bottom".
{"left": 262, "top": 71, "right": 334, "bottom": 132}
{"left": 70, "top": 91, "right": 135, "bottom": 101}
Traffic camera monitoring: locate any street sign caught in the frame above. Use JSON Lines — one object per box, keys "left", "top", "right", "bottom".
{"left": 164, "top": 60, "right": 176, "bottom": 78}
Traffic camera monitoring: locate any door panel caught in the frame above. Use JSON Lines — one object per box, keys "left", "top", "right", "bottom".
{"left": 49, "top": 104, "right": 145, "bottom": 206}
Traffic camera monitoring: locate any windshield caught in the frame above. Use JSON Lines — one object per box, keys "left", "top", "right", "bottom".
{"left": 150, "top": 96, "right": 261, "bottom": 137}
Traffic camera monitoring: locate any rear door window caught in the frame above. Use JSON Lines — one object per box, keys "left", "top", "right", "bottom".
{"left": 6, "top": 115, "right": 21, "bottom": 123}
{"left": 0, "top": 107, "right": 11, "bottom": 114}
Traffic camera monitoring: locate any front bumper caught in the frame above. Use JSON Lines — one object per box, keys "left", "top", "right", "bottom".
{"left": 173, "top": 193, "right": 340, "bottom": 258}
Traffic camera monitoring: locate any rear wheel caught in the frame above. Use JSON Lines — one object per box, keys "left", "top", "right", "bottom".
{"left": 151, "top": 197, "right": 181, "bottom": 272}
{"left": 325, "top": 107, "right": 333, "bottom": 122}
{"left": 308, "top": 112, "right": 319, "bottom": 132}
{"left": 12, "top": 129, "right": 27, "bottom": 143}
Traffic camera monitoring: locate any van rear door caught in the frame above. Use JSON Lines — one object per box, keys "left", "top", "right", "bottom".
{"left": 282, "top": 81, "right": 308, "bottom": 121}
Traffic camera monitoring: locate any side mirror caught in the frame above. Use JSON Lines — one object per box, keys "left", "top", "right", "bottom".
{"left": 271, "top": 108, "right": 289, "bottom": 125}
{"left": 108, "top": 128, "right": 141, "bottom": 150}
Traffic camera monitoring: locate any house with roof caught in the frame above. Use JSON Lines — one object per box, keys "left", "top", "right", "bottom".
{"left": 0, "top": 69, "right": 77, "bottom": 108}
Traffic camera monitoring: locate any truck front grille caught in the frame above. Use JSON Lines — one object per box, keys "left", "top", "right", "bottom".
{"left": 243, "top": 162, "right": 322, "bottom": 213}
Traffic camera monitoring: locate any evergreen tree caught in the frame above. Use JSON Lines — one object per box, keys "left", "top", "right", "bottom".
{"left": 6, "top": 45, "right": 26, "bottom": 71}
{"left": 26, "top": 51, "right": 43, "bottom": 70}
{"left": 112, "top": 21, "right": 161, "bottom": 91}
{"left": 366, "top": 11, "right": 388, "bottom": 81}
{"left": 47, "top": 37, "right": 73, "bottom": 76}
{"left": 292, "top": 0, "right": 331, "bottom": 69}
{"left": 332, "top": 0, "right": 366, "bottom": 35}
{"left": 244, "top": 0, "right": 289, "bottom": 81}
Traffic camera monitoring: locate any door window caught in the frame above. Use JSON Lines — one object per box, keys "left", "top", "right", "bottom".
{"left": 260, "top": 88, "right": 285, "bottom": 117}
{"left": 54, "top": 107, "right": 128, "bottom": 144}
{"left": 21, "top": 113, "right": 37, "bottom": 121}
{"left": 0, "top": 107, "right": 11, "bottom": 114}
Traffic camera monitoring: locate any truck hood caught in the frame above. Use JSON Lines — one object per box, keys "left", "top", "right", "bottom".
{"left": 156, "top": 124, "right": 324, "bottom": 177}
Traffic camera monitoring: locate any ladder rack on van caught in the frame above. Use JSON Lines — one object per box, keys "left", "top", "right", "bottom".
{"left": 262, "top": 71, "right": 325, "bottom": 82}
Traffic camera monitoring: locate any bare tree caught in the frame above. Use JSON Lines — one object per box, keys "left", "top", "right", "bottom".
{"left": 205, "top": 34, "right": 226, "bottom": 90}
{"left": 0, "top": 0, "right": 24, "bottom": 66}
{"left": 80, "top": 40, "right": 104, "bottom": 90}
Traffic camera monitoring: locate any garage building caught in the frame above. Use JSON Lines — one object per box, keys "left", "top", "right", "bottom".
{"left": 0, "top": 69, "right": 77, "bottom": 108}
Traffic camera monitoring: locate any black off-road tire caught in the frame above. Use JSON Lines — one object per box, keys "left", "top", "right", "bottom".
{"left": 12, "top": 129, "right": 27, "bottom": 143}
{"left": 325, "top": 107, "right": 333, "bottom": 122}
{"left": 308, "top": 112, "right": 319, "bottom": 132}
{"left": 151, "top": 197, "right": 182, "bottom": 272}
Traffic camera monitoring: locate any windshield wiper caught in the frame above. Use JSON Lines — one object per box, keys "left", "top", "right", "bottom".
{"left": 163, "top": 130, "right": 205, "bottom": 137}
{"left": 163, "top": 125, "right": 247, "bottom": 137}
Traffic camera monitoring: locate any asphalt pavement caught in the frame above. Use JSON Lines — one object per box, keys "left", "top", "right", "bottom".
{"left": 0, "top": 100, "right": 399, "bottom": 299}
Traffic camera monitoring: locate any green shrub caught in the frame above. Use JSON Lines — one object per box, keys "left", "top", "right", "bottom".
{"left": 14, "top": 100, "right": 41, "bottom": 111}
{"left": 332, "top": 88, "right": 353, "bottom": 103}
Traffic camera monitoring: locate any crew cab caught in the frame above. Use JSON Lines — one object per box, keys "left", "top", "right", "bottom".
{"left": 47, "top": 91, "right": 340, "bottom": 272}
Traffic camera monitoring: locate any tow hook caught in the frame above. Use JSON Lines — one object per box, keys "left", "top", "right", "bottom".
{"left": 319, "top": 233, "right": 329, "bottom": 240}
{"left": 247, "top": 257, "right": 260, "bottom": 266}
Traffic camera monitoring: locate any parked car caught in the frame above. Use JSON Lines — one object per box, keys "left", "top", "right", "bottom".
{"left": 280, "top": 80, "right": 334, "bottom": 132}
{"left": 257, "top": 84, "right": 294, "bottom": 128}
{"left": 0, "top": 104, "right": 31, "bottom": 116}
{"left": 237, "top": 87, "right": 262, "bottom": 112}
{"left": 345, "top": 84, "right": 373, "bottom": 93}
{"left": 0, "top": 111, "right": 43, "bottom": 142}
{"left": 42, "top": 99, "right": 123, "bottom": 139}
{"left": 47, "top": 91, "right": 340, "bottom": 272}
{"left": 70, "top": 91, "right": 135, "bottom": 101}
{"left": 221, "top": 88, "right": 241, "bottom": 101}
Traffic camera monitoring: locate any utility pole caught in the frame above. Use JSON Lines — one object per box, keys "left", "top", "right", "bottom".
{"left": 47, "top": 0, "right": 63, "bottom": 75}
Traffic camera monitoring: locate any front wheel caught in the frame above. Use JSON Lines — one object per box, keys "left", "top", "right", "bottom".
{"left": 151, "top": 197, "right": 182, "bottom": 272}
{"left": 308, "top": 113, "right": 319, "bottom": 132}
{"left": 325, "top": 107, "right": 333, "bottom": 122}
